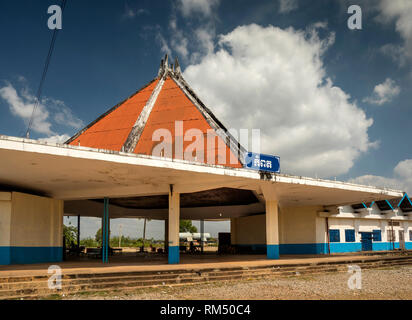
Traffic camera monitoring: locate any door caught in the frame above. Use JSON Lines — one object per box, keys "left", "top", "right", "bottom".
{"left": 360, "top": 232, "right": 373, "bottom": 251}
{"left": 399, "top": 230, "right": 405, "bottom": 250}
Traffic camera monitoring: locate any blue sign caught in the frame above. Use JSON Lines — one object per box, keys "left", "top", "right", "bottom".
{"left": 244, "top": 152, "right": 280, "bottom": 173}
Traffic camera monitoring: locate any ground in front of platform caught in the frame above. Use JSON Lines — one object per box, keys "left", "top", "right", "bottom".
{"left": 62, "top": 265, "right": 412, "bottom": 300}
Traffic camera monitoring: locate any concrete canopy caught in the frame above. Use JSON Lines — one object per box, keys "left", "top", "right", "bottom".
{"left": 0, "top": 135, "right": 403, "bottom": 220}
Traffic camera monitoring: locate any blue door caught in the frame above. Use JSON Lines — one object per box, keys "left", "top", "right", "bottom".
{"left": 360, "top": 232, "right": 373, "bottom": 251}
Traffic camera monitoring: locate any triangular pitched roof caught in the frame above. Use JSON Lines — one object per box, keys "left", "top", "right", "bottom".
{"left": 66, "top": 55, "right": 245, "bottom": 168}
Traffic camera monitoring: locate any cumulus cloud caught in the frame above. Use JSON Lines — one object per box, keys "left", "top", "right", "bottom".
{"left": 0, "top": 83, "right": 52, "bottom": 135}
{"left": 0, "top": 81, "right": 83, "bottom": 140}
{"left": 177, "top": 0, "right": 220, "bottom": 17}
{"left": 183, "top": 24, "right": 375, "bottom": 177}
{"left": 377, "top": 0, "right": 412, "bottom": 65}
{"left": 279, "top": 0, "right": 298, "bottom": 14}
{"left": 363, "top": 78, "right": 400, "bottom": 105}
{"left": 349, "top": 159, "right": 412, "bottom": 194}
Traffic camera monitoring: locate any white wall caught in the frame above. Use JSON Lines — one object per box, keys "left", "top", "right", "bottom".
{"left": 231, "top": 214, "right": 266, "bottom": 245}
{"left": 280, "top": 206, "right": 320, "bottom": 244}
{"left": 0, "top": 192, "right": 12, "bottom": 247}
{"left": 232, "top": 206, "right": 323, "bottom": 245}
{"left": 323, "top": 217, "right": 412, "bottom": 243}
{"left": 0, "top": 192, "right": 63, "bottom": 247}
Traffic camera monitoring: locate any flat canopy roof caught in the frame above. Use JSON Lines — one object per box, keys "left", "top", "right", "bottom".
{"left": 0, "top": 135, "right": 403, "bottom": 219}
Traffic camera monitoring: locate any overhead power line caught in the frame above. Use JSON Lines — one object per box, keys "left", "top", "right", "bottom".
{"left": 25, "top": 0, "right": 68, "bottom": 139}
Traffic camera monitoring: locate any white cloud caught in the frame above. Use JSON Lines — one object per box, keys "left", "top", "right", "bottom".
{"left": 0, "top": 81, "right": 83, "bottom": 139}
{"left": 348, "top": 175, "right": 402, "bottom": 190}
{"left": 377, "top": 0, "right": 412, "bottom": 65}
{"left": 0, "top": 82, "right": 52, "bottom": 135}
{"left": 279, "top": 0, "right": 298, "bottom": 14}
{"left": 194, "top": 27, "right": 215, "bottom": 56}
{"left": 169, "top": 17, "right": 189, "bottom": 59}
{"left": 37, "top": 134, "right": 71, "bottom": 144}
{"left": 156, "top": 31, "right": 172, "bottom": 56}
{"left": 177, "top": 0, "right": 220, "bottom": 17}
{"left": 349, "top": 159, "right": 412, "bottom": 194}
{"left": 184, "top": 24, "right": 375, "bottom": 178}
{"left": 363, "top": 78, "right": 400, "bottom": 105}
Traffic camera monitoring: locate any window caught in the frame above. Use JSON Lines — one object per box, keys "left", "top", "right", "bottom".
{"left": 387, "top": 229, "right": 395, "bottom": 242}
{"left": 372, "top": 230, "right": 381, "bottom": 242}
{"left": 345, "top": 229, "right": 355, "bottom": 242}
{"left": 409, "top": 230, "right": 412, "bottom": 241}
{"left": 329, "top": 229, "right": 340, "bottom": 242}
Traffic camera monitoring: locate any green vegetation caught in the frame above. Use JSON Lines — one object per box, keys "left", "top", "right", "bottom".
{"left": 63, "top": 225, "right": 78, "bottom": 247}
{"left": 95, "top": 228, "right": 102, "bottom": 246}
{"left": 79, "top": 236, "right": 164, "bottom": 248}
{"left": 180, "top": 220, "right": 198, "bottom": 233}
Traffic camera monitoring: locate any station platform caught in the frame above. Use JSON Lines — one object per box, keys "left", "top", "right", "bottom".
{"left": 0, "top": 251, "right": 409, "bottom": 278}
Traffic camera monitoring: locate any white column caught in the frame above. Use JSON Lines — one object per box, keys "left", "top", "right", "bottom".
{"left": 261, "top": 184, "right": 280, "bottom": 259}
{"left": 266, "top": 199, "right": 280, "bottom": 259}
{"left": 168, "top": 186, "right": 180, "bottom": 264}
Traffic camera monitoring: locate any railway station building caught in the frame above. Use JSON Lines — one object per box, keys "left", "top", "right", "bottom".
{"left": 0, "top": 56, "right": 411, "bottom": 266}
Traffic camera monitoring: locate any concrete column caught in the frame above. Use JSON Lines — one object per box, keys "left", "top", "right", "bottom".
{"left": 164, "top": 219, "right": 169, "bottom": 253}
{"left": 77, "top": 215, "right": 81, "bottom": 249}
{"left": 108, "top": 217, "right": 111, "bottom": 248}
{"left": 230, "top": 218, "right": 237, "bottom": 245}
{"left": 168, "top": 186, "right": 180, "bottom": 264}
{"left": 102, "top": 198, "right": 109, "bottom": 263}
{"left": 200, "top": 219, "right": 204, "bottom": 254}
{"left": 265, "top": 199, "right": 280, "bottom": 259}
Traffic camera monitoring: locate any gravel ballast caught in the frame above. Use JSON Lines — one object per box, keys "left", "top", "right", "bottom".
{"left": 65, "top": 265, "right": 412, "bottom": 300}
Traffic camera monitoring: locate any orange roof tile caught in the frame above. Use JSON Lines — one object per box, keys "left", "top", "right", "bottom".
{"left": 67, "top": 80, "right": 158, "bottom": 151}
{"left": 134, "top": 77, "right": 241, "bottom": 168}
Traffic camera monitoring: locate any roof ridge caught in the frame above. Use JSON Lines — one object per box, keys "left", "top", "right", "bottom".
{"left": 169, "top": 72, "right": 247, "bottom": 166}
{"left": 122, "top": 73, "right": 167, "bottom": 153}
{"left": 122, "top": 55, "right": 185, "bottom": 154}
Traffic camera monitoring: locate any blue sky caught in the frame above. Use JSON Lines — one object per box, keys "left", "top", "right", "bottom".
{"left": 1, "top": 0, "right": 411, "bottom": 238}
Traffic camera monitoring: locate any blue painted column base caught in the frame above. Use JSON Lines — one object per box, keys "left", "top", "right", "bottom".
{"left": 267, "top": 244, "right": 279, "bottom": 259}
{"left": 168, "top": 246, "right": 179, "bottom": 264}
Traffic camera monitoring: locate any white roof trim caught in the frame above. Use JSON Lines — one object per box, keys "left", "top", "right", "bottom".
{"left": 0, "top": 135, "right": 403, "bottom": 199}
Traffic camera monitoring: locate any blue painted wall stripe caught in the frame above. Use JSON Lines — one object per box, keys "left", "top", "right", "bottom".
{"left": 0, "top": 247, "right": 11, "bottom": 265}
{"left": 237, "top": 242, "right": 412, "bottom": 255}
{"left": 0, "top": 246, "right": 63, "bottom": 265}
